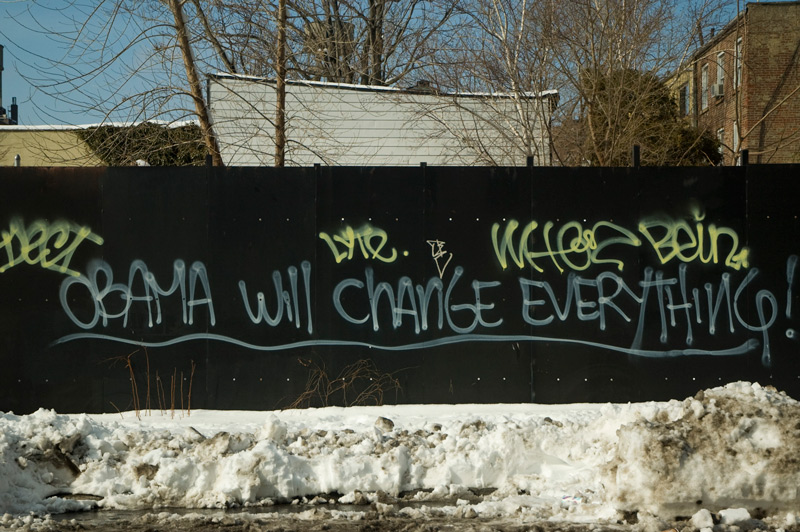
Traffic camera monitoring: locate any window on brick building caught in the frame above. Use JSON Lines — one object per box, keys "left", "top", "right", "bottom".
{"left": 701, "top": 64, "right": 709, "bottom": 110}
{"left": 733, "top": 120, "right": 740, "bottom": 165}
{"left": 679, "top": 84, "right": 690, "bottom": 116}
{"left": 735, "top": 37, "right": 742, "bottom": 88}
{"left": 717, "top": 128, "right": 725, "bottom": 155}
{"left": 715, "top": 51, "right": 725, "bottom": 96}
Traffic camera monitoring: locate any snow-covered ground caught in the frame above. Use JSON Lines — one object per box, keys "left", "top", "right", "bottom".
{"left": 2, "top": 381, "right": 800, "bottom": 531}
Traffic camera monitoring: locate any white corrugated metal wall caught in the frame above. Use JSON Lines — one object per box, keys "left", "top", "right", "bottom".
{"left": 209, "top": 75, "right": 556, "bottom": 167}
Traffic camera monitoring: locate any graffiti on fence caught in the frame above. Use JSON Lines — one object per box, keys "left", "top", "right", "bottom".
{"left": 0, "top": 217, "right": 104, "bottom": 277}
{"left": 43, "top": 210, "right": 793, "bottom": 370}
{"left": 319, "top": 223, "right": 401, "bottom": 263}
{"left": 427, "top": 239, "right": 453, "bottom": 279}
{"left": 492, "top": 209, "right": 749, "bottom": 274}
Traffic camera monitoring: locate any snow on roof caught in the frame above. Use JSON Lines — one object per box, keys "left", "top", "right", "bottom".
{"left": 211, "top": 72, "right": 559, "bottom": 100}
{"left": 0, "top": 120, "right": 200, "bottom": 132}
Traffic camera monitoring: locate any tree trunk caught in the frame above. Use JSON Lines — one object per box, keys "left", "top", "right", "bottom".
{"left": 368, "top": 0, "right": 384, "bottom": 84}
{"left": 168, "top": 0, "right": 224, "bottom": 166}
{"left": 275, "top": 0, "right": 287, "bottom": 167}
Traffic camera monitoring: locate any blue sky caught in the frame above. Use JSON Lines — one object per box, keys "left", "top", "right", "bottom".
{"left": 0, "top": 0, "right": 752, "bottom": 127}
{"left": 0, "top": 2, "right": 91, "bottom": 125}
{"left": 0, "top": 1, "right": 179, "bottom": 126}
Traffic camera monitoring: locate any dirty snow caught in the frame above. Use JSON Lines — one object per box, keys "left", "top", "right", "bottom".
{"left": 2, "top": 381, "right": 800, "bottom": 530}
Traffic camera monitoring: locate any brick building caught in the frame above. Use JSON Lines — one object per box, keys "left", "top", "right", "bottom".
{"left": 677, "top": 2, "right": 800, "bottom": 164}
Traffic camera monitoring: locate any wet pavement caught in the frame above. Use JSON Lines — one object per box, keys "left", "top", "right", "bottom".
{"left": 15, "top": 505, "right": 796, "bottom": 532}
{"left": 31, "top": 509, "right": 634, "bottom": 532}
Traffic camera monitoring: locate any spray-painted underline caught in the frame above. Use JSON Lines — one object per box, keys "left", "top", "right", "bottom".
{"left": 51, "top": 332, "right": 760, "bottom": 358}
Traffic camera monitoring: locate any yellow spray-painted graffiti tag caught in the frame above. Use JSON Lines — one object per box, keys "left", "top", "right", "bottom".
{"left": 0, "top": 217, "right": 104, "bottom": 277}
{"left": 319, "top": 223, "right": 398, "bottom": 264}
{"left": 492, "top": 210, "right": 749, "bottom": 273}
{"left": 637, "top": 211, "right": 749, "bottom": 270}
{"left": 491, "top": 219, "right": 641, "bottom": 273}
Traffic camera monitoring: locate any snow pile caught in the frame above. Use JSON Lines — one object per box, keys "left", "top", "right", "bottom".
{"left": 1, "top": 381, "right": 799, "bottom": 526}
{"left": 608, "top": 382, "right": 800, "bottom": 515}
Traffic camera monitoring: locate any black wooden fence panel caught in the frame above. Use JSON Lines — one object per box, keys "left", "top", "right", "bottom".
{"left": 0, "top": 164, "right": 797, "bottom": 413}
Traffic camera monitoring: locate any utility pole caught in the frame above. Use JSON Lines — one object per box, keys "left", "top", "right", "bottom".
{"left": 0, "top": 45, "right": 4, "bottom": 117}
{"left": 275, "top": 0, "right": 287, "bottom": 167}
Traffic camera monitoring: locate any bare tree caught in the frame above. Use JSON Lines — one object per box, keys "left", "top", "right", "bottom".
{"left": 552, "top": 0, "right": 687, "bottom": 165}
{"left": 198, "top": 0, "right": 458, "bottom": 85}
{"left": 3, "top": 0, "right": 458, "bottom": 165}
{"left": 167, "top": 0, "right": 223, "bottom": 165}
{"left": 426, "top": 0, "right": 561, "bottom": 165}
{"left": 1, "top": 1, "right": 226, "bottom": 164}
{"left": 432, "top": 0, "right": 729, "bottom": 166}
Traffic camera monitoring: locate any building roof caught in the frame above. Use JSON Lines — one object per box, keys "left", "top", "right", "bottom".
{"left": 209, "top": 73, "right": 559, "bottom": 101}
{"left": 0, "top": 120, "right": 199, "bottom": 131}
{"left": 690, "top": 1, "right": 800, "bottom": 61}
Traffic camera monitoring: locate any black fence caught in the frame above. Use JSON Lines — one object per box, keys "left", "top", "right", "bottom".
{"left": 0, "top": 164, "right": 798, "bottom": 413}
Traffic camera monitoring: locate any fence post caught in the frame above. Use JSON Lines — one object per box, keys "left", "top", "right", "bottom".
{"left": 631, "top": 145, "right": 641, "bottom": 168}
{"left": 740, "top": 149, "right": 749, "bottom": 166}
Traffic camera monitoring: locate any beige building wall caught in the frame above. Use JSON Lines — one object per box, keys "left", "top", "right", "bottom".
{"left": 0, "top": 128, "right": 104, "bottom": 167}
{"left": 668, "top": 66, "right": 696, "bottom": 127}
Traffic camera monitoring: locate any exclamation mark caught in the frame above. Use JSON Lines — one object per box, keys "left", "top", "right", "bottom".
{"left": 786, "top": 255, "right": 797, "bottom": 339}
